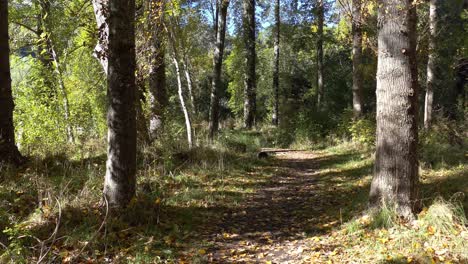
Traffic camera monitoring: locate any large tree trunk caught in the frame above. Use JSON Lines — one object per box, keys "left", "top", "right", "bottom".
{"left": 272, "top": 0, "right": 280, "bottom": 126}
{"left": 148, "top": 0, "right": 167, "bottom": 141}
{"left": 103, "top": 0, "right": 137, "bottom": 207}
{"left": 0, "top": 0, "right": 23, "bottom": 164}
{"left": 209, "top": 0, "right": 229, "bottom": 139}
{"left": 92, "top": 0, "right": 109, "bottom": 74}
{"left": 352, "top": 0, "right": 363, "bottom": 118}
{"left": 243, "top": 0, "right": 256, "bottom": 129}
{"left": 316, "top": 0, "right": 324, "bottom": 109}
{"left": 370, "top": 0, "right": 419, "bottom": 220}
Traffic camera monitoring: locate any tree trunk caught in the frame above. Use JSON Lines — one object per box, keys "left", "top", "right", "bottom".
{"left": 37, "top": 1, "right": 74, "bottom": 143}
{"left": 0, "top": 0, "right": 23, "bottom": 164}
{"left": 272, "top": 0, "right": 280, "bottom": 126}
{"left": 370, "top": 0, "right": 419, "bottom": 220}
{"left": 172, "top": 54, "right": 193, "bottom": 149}
{"left": 50, "top": 42, "right": 74, "bottom": 143}
{"left": 316, "top": 0, "right": 324, "bottom": 109}
{"left": 166, "top": 17, "right": 194, "bottom": 149}
{"left": 182, "top": 57, "right": 196, "bottom": 114}
{"left": 92, "top": 0, "right": 109, "bottom": 74}
{"left": 148, "top": 0, "right": 167, "bottom": 141}
{"left": 209, "top": 0, "right": 229, "bottom": 139}
{"left": 103, "top": 0, "right": 137, "bottom": 207}
{"left": 424, "top": 0, "right": 438, "bottom": 129}
{"left": 352, "top": 0, "right": 363, "bottom": 118}
{"left": 243, "top": 0, "right": 256, "bottom": 129}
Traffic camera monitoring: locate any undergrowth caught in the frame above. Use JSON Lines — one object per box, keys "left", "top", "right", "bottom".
{"left": 0, "top": 124, "right": 466, "bottom": 263}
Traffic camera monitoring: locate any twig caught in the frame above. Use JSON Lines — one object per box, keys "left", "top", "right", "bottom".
{"left": 37, "top": 197, "right": 62, "bottom": 264}
{"left": 75, "top": 195, "right": 109, "bottom": 259}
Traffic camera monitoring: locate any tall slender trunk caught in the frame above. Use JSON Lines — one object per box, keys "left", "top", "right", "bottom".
{"left": 172, "top": 54, "right": 193, "bottom": 149}
{"left": 209, "top": 0, "right": 229, "bottom": 139}
{"left": 39, "top": 0, "right": 74, "bottom": 142}
{"left": 272, "top": 0, "right": 280, "bottom": 126}
{"left": 0, "top": 0, "right": 23, "bottom": 164}
{"left": 424, "top": 0, "right": 438, "bottom": 129}
{"left": 316, "top": 0, "right": 324, "bottom": 109}
{"left": 182, "top": 56, "right": 196, "bottom": 114}
{"left": 243, "top": 0, "right": 256, "bottom": 129}
{"left": 352, "top": 0, "right": 363, "bottom": 118}
{"left": 50, "top": 46, "right": 74, "bottom": 143}
{"left": 104, "top": 0, "right": 137, "bottom": 207}
{"left": 370, "top": 0, "right": 419, "bottom": 220}
{"left": 148, "top": 0, "right": 167, "bottom": 141}
{"left": 92, "top": 0, "right": 109, "bottom": 74}
{"left": 166, "top": 20, "right": 194, "bottom": 148}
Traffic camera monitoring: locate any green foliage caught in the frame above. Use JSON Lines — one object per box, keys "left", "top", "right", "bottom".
{"left": 348, "top": 117, "right": 376, "bottom": 147}
{"left": 420, "top": 119, "right": 466, "bottom": 168}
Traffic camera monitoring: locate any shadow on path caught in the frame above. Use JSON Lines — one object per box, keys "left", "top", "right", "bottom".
{"left": 200, "top": 150, "right": 371, "bottom": 263}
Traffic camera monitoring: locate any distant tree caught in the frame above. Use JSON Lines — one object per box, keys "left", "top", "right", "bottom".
{"left": 38, "top": 0, "right": 74, "bottom": 143}
{"left": 352, "top": 0, "right": 363, "bottom": 118}
{"left": 424, "top": 0, "right": 465, "bottom": 126}
{"left": 0, "top": 0, "right": 23, "bottom": 164}
{"left": 103, "top": 0, "right": 137, "bottom": 207}
{"left": 272, "top": 0, "right": 280, "bottom": 126}
{"left": 209, "top": 0, "right": 230, "bottom": 139}
{"left": 148, "top": 0, "right": 167, "bottom": 141}
{"left": 166, "top": 13, "right": 194, "bottom": 149}
{"left": 316, "top": 0, "right": 324, "bottom": 109}
{"left": 243, "top": 0, "right": 256, "bottom": 129}
{"left": 369, "top": 0, "right": 419, "bottom": 220}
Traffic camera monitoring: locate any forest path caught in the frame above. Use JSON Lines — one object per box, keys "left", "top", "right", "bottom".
{"left": 201, "top": 150, "right": 348, "bottom": 263}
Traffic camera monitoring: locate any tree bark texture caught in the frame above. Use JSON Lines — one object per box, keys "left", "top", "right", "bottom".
{"left": 148, "top": 0, "right": 167, "bottom": 141}
{"left": 370, "top": 0, "right": 419, "bottom": 219}
{"left": 243, "top": 0, "right": 256, "bottom": 129}
{"left": 0, "top": 0, "right": 23, "bottom": 164}
{"left": 352, "top": 0, "right": 363, "bottom": 118}
{"left": 316, "top": 0, "right": 324, "bottom": 109}
{"left": 104, "top": 0, "right": 137, "bottom": 207}
{"left": 272, "top": 0, "right": 280, "bottom": 126}
{"left": 209, "top": 0, "right": 229, "bottom": 139}
{"left": 92, "top": 0, "right": 109, "bottom": 74}
{"left": 424, "top": 0, "right": 439, "bottom": 129}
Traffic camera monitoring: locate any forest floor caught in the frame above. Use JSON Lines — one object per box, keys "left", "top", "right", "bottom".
{"left": 180, "top": 146, "right": 467, "bottom": 263}
{"left": 199, "top": 149, "right": 361, "bottom": 263}
{"left": 1, "top": 139, "right": 466, "bottom": 263}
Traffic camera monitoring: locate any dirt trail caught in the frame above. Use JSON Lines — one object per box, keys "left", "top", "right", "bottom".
{"left": 204, "top": 150, "right": 332, "bottom": 263}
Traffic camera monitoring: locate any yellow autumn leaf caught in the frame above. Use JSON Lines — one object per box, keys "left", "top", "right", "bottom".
{"left": 198, "top": 249, "right": 206, "bottom": 255}
{"left": 427, "top": 225, "right": 436, "bottom": 235}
